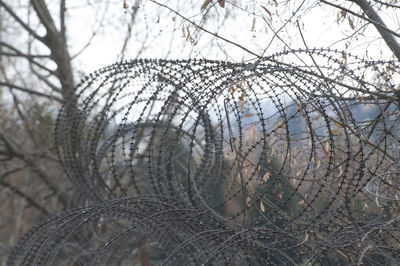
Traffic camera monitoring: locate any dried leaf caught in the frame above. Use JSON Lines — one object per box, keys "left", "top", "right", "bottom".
{"left": 260, "top": 200, "right": 265, "bottom": 212}
{"left": 339, "top": 165, "right": 344, "bottom": 176}
{"left": 182, "top": 24, "right": 186, "bottom": 38}
{"left": 348, "top": 16, "right": 355, "bottom": 30}
{"left": 218, "top": 0, "right": 225, "bottom": 8}
{"left": 312, "top": 114, "right": 321, "bottom": 121}
{"left": 239, "top": 92, "right": 245, "bottom": 111}
{"left": 201, "top": 0, "right": 212, "bottom": 11}
{"left": 227, "top": 183, "right": 232, "bottom": 190}
{"left": 251, "top": 126, "right": 257, "bottom": 141}
{"left": 297, "top": 231, "right": 309, "bottom": 246}
{"left": 274, "top": 120, "right": 284, "bottom": 130}
{"left": 123, "top": 0, "right": 128, "bottom": 9}
{"left": 251, "top": 17, "right": 256, "bottom": 31}
{"left": 340, "top": 10, "right": 347, "bottom": 18}
{"left": 156, "top": 15, "right": 160, "bottom": 23}
{"left": 244, "top": 113, "right": 255, "bottom": 117}
{"left": 186, "top": 24, "right": 191, "bottom": 41}
{"left": 316, "top": 159, "right": 320, "bottom": 169}
{"left": 335, "top": 121, "right": 343, "bottom": 128}
{"left": 246, "top": 196, "right": 251, "bottom": 207}
{"left": 262, "top": 172, "right": 270, "bottom": 182}
{"left": 260, "top": 5, "right": 272, "bottom": 17}
{"left": 298, "top": 200, "right": 306, "bottom": 206}
{"left": 325, "top": 142, "right": 330, "bottom": 151}
{"left": 342, "top": 51, "right": 347, "bottom": 64}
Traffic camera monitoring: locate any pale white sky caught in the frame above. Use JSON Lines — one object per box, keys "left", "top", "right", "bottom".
{"left": 68, "top": 0, "right": 396, "bottom": 74}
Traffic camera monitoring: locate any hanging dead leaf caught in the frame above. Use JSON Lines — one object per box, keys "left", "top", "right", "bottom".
{"left": 123, "top": 0, "right": 128, "bottom": 9}
{"left": 335, "top": 121, "right": 343, "bottom": 128}
{"left": 201, "top": 0, "right": 212, "bottom": 10}
{"left": 340, "top": 10, "right": 347, "bottom": 19}
{"left": 182, "top": 24, "right": 186, "bottom": 38}
{"left": 339, "top": 165, "right": 344, "bottom": 176}
{"left": 296, "top": 100, "right": 301, "bottom": 112}
{"left": 342, "top": 51, "right": 348, "bottom": 64}
{"left": 227, "top": 183, "right": 232, "bottom": 190}
{"left": 260, "top": 200, "right": 265, "bottom": 212}
{"left": 312, "top": 114, "right": 322, "bottom": 121}
{"left": 156, "top": 15, "right": 160, "bottom": 23}
{"left": 239, "top": 92, "right": 245, "bottom": 111}
{"left": 297, "top": 231, "right": 309, "bottom": 246}
{"left": 251, "top": 126, "right": 257, "bottom": 141}
{"left": 298, "top": 200, "right": 306, "bottom": 206}
{"left": 325, "top": 142, "right": 330, "bottom": 152}
{"left": 246, "top": 196, "right": 251, "bottom": 207}
{"left": 348, "top": 16, "right": 355, "bottom": 30}
{"left": 274, "top": 120, "right": 284, "bottom": 130}
{"left": 260, "top": 5, "right": 272, "bottom": 17}
{"left": 186, "top": 24, "right": 191, "bottom": 41}
{"left": 251, "top": 17, "right": 256, "bottom": 31}
{"left": 262, "top": 172, "right": 270, "bottom": 182}
{"left": 218, "top": 0, "right": 225, "bottom": 8}
{"left": 244, "top": 113, "right": 255, "bottom": 118}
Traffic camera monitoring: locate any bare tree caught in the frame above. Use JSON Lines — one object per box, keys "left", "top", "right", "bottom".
{"left": 0, "top": 0, "right": 141, "bottom": 261}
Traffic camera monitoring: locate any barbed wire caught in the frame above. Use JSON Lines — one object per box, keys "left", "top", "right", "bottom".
{"left": 8, "top": 49, "right": 400, "bottom": 265}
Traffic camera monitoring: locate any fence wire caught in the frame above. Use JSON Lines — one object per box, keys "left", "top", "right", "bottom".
{"left": 7, "top": 49, "right": 400, "bottom": 265}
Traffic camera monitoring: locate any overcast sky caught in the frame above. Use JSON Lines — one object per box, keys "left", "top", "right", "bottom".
{"left": 67, "top": 0, "right": 396, "bottom": 73}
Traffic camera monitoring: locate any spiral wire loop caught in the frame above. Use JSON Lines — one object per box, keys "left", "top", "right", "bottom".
{"left": 8, "top": 49, "right": 400, "bottom": 265}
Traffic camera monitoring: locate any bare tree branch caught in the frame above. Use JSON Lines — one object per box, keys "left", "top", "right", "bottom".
{"left": 320, "top": 0, "right": 400, "bottom": 60}
{"left": 30, "top": 0, "right": 74, "bottom": 98}
{"left": 0, "top": 172, "right": 50, "bottom": 216}
{"left": 0, "top": 0, "right": 44, "bottom": 42}
{"left": 0, "top": 82, "right": 62, "bottom": 102}
{"left": 0, "top": 128, "right": 69, "bottom": 207}
{"left": 351, "top": 0, "right": 400, "bottom": 60}
{"left": 0, "top": 42, "right": 56, "bottom": 75}
{"left": 60, "top": 0, "right": 66, "bottom": 41}
{"left": 150, "top": 0, "right": 261, "bottom": 59}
